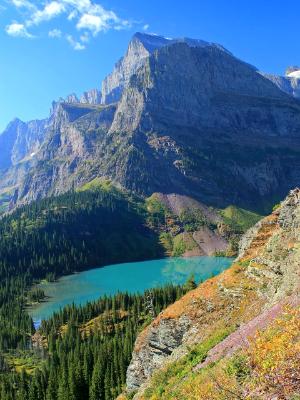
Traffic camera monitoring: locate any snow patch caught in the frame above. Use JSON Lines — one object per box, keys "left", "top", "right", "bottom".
{"left": 287, "top": 70, "right": 300, "bottom": 79}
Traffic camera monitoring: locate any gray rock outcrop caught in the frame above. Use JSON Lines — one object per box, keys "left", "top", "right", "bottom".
{"left": 80, "top": 89, "right": 101, "bottom": 105}
{"left": 126, "top": 316, "right": 191, "bottom": 390}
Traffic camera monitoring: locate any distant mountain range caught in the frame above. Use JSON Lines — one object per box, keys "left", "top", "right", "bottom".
{"left": 1, "top": 32, "right": 300, "bottom": 213}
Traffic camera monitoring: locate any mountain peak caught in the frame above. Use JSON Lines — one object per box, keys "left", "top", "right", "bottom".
{"left": 132, "top": 32, "right": 231, "bottom": 54}
{"left": 132, "top": 32, "right": 171, "bottom": 52}
{"left": 100, "top": 32, "right": 232, "bottom": 104}
{"left": 286, "top": 66, "right": 300, "bottom": 78}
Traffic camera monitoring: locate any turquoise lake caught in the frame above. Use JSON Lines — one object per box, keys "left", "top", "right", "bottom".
{"left": 29, "top": 256, "right": 233, "bottom": 325}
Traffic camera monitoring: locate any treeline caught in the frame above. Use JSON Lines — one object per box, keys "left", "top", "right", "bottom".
{"left": 0, "top": 188, "right": 163, "bottom": 282}
{"left": 0, "top": 285, "right": 187, "bottom": 400}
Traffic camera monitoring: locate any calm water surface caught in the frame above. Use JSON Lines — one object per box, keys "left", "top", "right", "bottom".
{"left": 29, "top": 256, "right": 233, "bottom": 325}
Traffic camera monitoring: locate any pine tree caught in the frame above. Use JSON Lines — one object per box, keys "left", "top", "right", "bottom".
{"left": 90, "top": 358, "right": 104, "bottom": 400}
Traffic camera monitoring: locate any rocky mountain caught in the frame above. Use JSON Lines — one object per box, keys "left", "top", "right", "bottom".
{"left": 123, "top": 188, "right": 300, "bottom": 399}
{"left": 52, "top": 88, "right": 102, "bottom": 107}
{"left": 0, "top": 117, "right": 48, "bottom": 171}
{"left": 100, "top": 32, "right": 231, "bottom": 104}
{"left": 80, "top": 88, "right": 101, "bottom": 105}
{"left": 262, "top": 65, "right": 300, "bottom": 98}
{"left": 1, "top": 33, "right": 300, "bottom": 213}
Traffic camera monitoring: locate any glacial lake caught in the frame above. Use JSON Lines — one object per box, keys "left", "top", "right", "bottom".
{"left": 29, "top": 256, "right": 233, "bottom": 325}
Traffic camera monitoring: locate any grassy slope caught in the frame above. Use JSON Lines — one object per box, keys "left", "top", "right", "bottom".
{"left": 220, "top": 205, "right": 262, "bottom": 233}
{"left": 146, "top": 194, "right": 263, "bottom": 257}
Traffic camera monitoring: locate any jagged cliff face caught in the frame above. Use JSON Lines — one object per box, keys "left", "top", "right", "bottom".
{"left": 1, "top": 33, "right": 300, "bottom": 211}
{"left": 0, "top": 118, "right": 47, "bottom": 171}
{"left": 100, "top": 33, "right": 231, "bottom": 105}
{"left": 108, "top": 40, "right": 300, "bottom": 210}
{"left": 15, "top": 103, "right": 117, "bottom": 203}
{"left": 80, "top": 88, "right": 101, "bottom": 105}
{"left": 126, "top": 189, "right": 300, "bottom": 397}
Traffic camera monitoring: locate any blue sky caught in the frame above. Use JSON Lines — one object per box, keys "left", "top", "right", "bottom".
{"left": 0, "top": 0, "right": 300, "bottom": 131}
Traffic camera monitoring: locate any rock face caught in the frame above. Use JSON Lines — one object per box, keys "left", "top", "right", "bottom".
{"left": 127, "top": 316, "right": 191, "bottom": 390}
{"left": 80, "top": 89, "right": 101, "bottom": 105}
{"left": 125, "top": 189, "right": 300, "bottom": 397}
{"left": 100, "top": 32, "right": 231, "bottom": 105}
{"left": 0, "top": 118, "right": 47, "bottom": 171}
{"left": 1, "top": 33, "right": 300, "bottom": 211}
{"left": 107, "top": 40, "right": 300, "bottom": 210}
{"left": 262, "top": 65, "right": 300, "bottom": 98}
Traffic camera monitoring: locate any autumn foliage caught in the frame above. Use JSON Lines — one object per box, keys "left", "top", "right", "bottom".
{"left": 249, "top": 306, "right": 300, "bottom": 399}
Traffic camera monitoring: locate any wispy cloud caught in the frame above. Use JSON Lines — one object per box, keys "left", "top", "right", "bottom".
{"left": 6, "top": 22, "right": 34, "bottom": 38}
{"left": 5, "top": 0, "right": 134, "bottom": 49}
{"left": 10, "top": 0, "right": 35, "bottom": 10}
{"left": 29, "top": 2, "right": 65, "bottom": 26}
{"left": 48, "top": 28, "right": 62, "bottom": 38}
{"left": 66, "top": 34, "right": 85, "bottom": 50}
{"left": 80, "top": 31, "right": 90, "bottom": 43}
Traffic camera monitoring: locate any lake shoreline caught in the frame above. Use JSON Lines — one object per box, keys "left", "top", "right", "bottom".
{"left": 28, "top": 256, "right": 234, "bottom": 325}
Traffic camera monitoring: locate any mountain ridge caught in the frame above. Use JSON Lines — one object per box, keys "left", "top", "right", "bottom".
{"left": 1, "top": 32, "right": 300, "bottom": 213}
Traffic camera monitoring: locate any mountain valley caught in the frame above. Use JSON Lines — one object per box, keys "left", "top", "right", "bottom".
{"left": 0, "top": 31, "right": 300, "bottom": 400}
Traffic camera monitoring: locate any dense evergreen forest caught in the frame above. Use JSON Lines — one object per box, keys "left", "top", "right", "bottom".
{"left": 0, "top": 185, "right": 163, "bottom": 282}
{"left": 0, "top": 285, "right": 187, "bottom": 400}
{"left": 0, "top": 184, "right": 168, "bottom": 399}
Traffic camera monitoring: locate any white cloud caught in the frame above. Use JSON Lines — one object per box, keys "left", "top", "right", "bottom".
{"left": 76, "top": 5, "right": 126, "bottom": 36}
{"left": 6, "top": 0, "right": 133, "bottom": 49}
{"left": 66, "top": 34, "right": 85, "bottom": 50}
{"left": 80, "top": 31, "right": 89, "bottom": 43}
{"left": 29, "top": 1, "right": 65, "bottom": 25}
{"left": 62, "top": 0, "right": 91, "bottom": 11}
{"left": 49, "top": 28, "right": 62, "bottom": 38}
{"left": 9, "top": 0, "right": 35, "bottom": 10}
{"left": 77, "top": 13, "right": 105, "bottom": 35}
{"left": 143, "top": 24, "right": 149, "bottom": 31}
{"left": 67, "top": 9, "right": 77, "bottom": 20}
{"left": 6, "top": 22, "right": 33, "bottom": 38}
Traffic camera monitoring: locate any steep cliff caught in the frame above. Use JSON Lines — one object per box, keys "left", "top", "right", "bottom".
{"left": 0, "top": 118, "right": 47, "bottom": 171}
{"left": 100, "top": 33, "right": 229, "bottom": 105}
{"left": 125, "top": 188, "right": 300, "bottom": 399}
{"left": 80, "top": 88, "right": 102, "bottom": 105}
{"left": 108, "top": 39, "right": 300, "bottom": 210}
{"left": 1, "top": 33, "right": 300, "bottom": 213}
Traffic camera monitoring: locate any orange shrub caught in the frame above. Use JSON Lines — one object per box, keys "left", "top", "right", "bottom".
{"left": 249, "top": 306, "right": 300, "bottom": 398}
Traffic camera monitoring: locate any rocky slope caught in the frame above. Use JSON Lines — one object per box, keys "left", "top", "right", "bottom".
{"left": 262, "top": 66, "right": 300, "bottom": 98}
{"left": 146, "top": 193, "right": 260, "bottom": 257}
{"left": 124, "top": 188, "right": 300, "bottom": 398}
{"left": 1, "top": 33, "right": 300, "bottom": 213}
